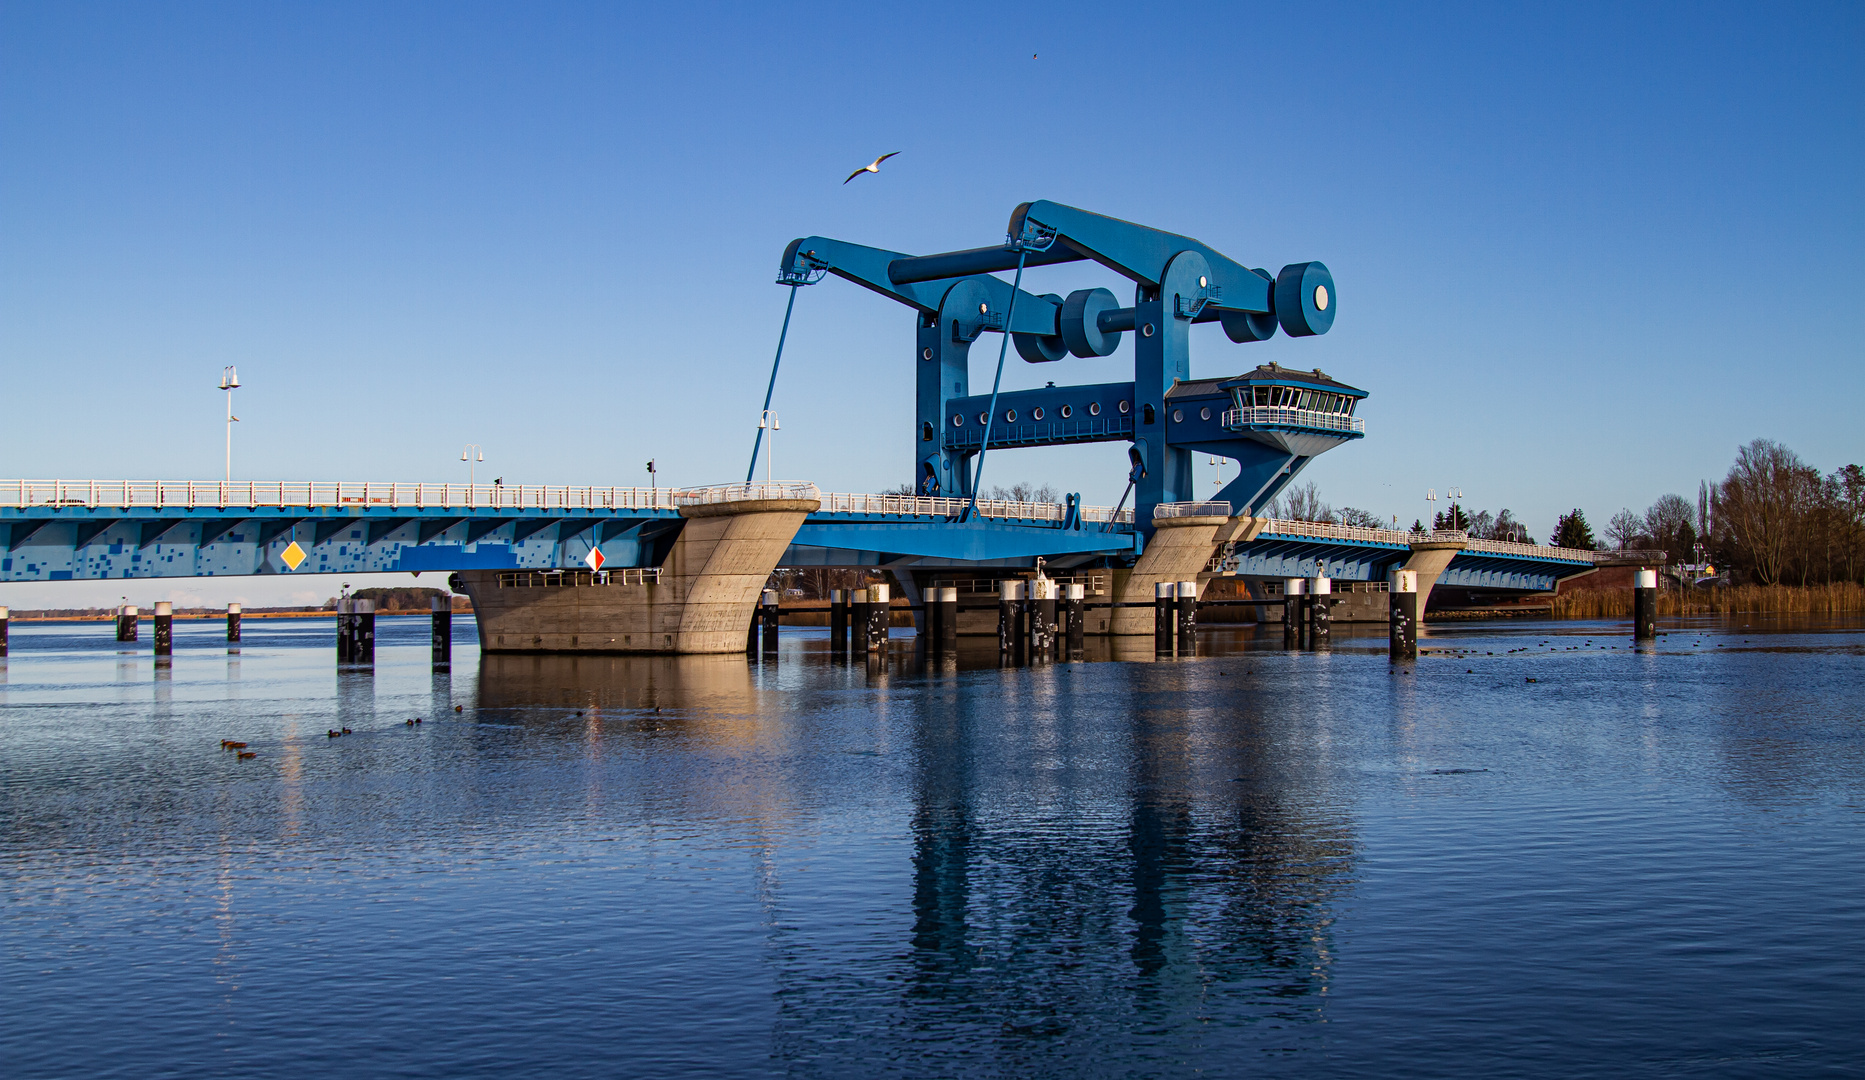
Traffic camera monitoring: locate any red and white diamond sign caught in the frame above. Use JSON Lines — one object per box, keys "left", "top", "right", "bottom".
{"left": 584, "top": 546, "right": 605, "bottom": 572}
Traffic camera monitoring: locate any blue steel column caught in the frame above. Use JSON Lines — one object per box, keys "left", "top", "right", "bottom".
{"left": 917, "top": 308, "right": 971, "bottom": 497}
{"left": 1132, "top": 253, "right": 1204, "bottom": 525}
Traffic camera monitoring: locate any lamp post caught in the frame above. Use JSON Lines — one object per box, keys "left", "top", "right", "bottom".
{"left": 461, "top": 445, "right": 483, "bottom": 505}
{"left": 758, "top": 412, "right": 779, "bottom": 484}
{"left": 218, "top": 367, "right": 240, "bottom": 482}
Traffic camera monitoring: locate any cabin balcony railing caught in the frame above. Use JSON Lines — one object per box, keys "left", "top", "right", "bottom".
{"left": 1222, "top": 407, "right": 1365, "bottom": 434}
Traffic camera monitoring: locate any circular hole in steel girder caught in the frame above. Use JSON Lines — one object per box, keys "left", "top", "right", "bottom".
{"left": 1032, "top": 407, "right": 1044, "bottom": 420}
{"left": 1141, "top": 324, "right": 1155, "bottom": 337}
{"left": 1172, "top": 409, "right": 1184, "bottom": 423}
{"left": 1059, "top": 404, "right": 1072, "bottom": 418}
{"left": 1088, "top": 402, "right": 1101, "bottom": 416}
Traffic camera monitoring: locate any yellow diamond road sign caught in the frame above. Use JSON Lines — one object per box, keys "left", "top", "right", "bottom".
{"left": 280, "top": 541, "right": 307, "bottom": 570}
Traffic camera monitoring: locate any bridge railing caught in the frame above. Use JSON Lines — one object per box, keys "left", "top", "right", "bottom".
{"left": 1260, "top": 517, "right": 1602, "bottom": 562}
{"left": 1222, "top": 407, "right": 1366, "bottom": 434}
{"left": 673, "top": 482, "right": 822, "bottom": 506}
{"left": 0, "top": 479, "right": 688, "bottom": 511}
{"left": 1462, "top": 536, "right": 1599, "bottom": 563}
{"left": 1154, "top": 501, "right": 1233, "bottom": 519}
{"left": 815, "top": 492, "right": 1133, "bottom": 524}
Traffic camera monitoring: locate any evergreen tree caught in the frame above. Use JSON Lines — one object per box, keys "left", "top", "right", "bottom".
{"left": 1553, "top": 509, "right": 1596, "bottom": 550}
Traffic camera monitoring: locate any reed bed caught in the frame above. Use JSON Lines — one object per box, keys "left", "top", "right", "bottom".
{"left": 1552, "top": 583, "right": 1865, "bottom": 619}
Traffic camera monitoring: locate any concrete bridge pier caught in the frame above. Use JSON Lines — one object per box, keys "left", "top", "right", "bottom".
{"left": 1096, "top": 511, "right": 1232, "bottom": 636}
{"left": 454, "top": 495, "right": 819, "bottom": 655}
{"left": 1400, "top": 536, "right": 1470, "bottom": 615}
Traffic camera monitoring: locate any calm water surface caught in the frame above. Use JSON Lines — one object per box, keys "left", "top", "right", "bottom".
{"left": 3, "top": 614, "right": 1862, "bottom": 1078}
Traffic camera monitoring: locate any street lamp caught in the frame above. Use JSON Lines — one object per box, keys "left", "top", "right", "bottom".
{"left": 758, "top": 411, "right": 780, "bottom": 483}
{"left": 218, "top": 366, "right": 241, "bottom": 482}
{"left": 461, "top": 445, "right": 483, "bottom": 504}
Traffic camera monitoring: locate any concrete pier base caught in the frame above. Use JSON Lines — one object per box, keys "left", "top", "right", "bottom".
{"left": 1096, "top": 513, "right": 1230, "bottom": 636}
{"left": 454, "top": 496, "right": 818, "bottom": 655}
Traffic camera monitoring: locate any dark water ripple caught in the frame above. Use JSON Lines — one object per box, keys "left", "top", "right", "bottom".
{"left": 2, "top": 614, "right": 1862, "bottom": 1078}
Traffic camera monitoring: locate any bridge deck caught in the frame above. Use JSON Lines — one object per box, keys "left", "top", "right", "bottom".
{"left": 0, "top": 479, "right": 1601, "bottom": 589}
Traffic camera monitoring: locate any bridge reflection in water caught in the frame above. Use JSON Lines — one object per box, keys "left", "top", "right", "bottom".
{"left": 470, "top": 648, "right": 1357, "bottom": 1065}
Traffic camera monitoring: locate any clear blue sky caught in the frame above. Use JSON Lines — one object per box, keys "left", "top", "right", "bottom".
{"left": 2, "top": 2, "right": 1860, "bottom": 606}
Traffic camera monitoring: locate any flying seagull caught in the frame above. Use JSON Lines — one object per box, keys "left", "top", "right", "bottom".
{"left": 844, "top": 151, "right": 900, "bottom": 184}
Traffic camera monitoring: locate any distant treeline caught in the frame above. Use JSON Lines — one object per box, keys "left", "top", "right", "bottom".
{"left": 1579, "top": 439, "right": 1864, "bottom": 586}
{"left": 322, "top": 588, "right": 461, "bottom": 611}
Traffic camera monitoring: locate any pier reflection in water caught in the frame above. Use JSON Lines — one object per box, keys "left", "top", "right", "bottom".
{"left": 2, "top": 615, "right": 1863, "bottom": 1078}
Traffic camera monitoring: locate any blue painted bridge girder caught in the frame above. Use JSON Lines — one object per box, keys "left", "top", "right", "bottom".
{"left": 0, "top": 499, "right": 1595, "bottom": 592}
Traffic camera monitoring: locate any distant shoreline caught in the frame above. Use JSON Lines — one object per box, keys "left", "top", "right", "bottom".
{"left": 5, "top": 607, "right": 471, "bottom": 623}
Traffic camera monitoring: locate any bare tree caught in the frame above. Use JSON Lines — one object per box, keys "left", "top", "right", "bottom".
{"left": 1337, "top": 506, "right": 1385, "bottom": 528}
{"left": 1715, "top": 438, "right": 1812, "bottom": 585}
{"left": 988, "top": 482, "right": 1059, "bottom": 503}
{"left": 1644, "top": 494, "right": 1696, "bottom": 563}
{"left": 1273, "top": 482, "right": 1335, "bottom": 523}
{"left": 1605, "top": 508, "right": 1646, "bottom": 550}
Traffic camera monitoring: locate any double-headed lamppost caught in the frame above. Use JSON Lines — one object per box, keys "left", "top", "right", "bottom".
{"left": 462, "top": 444, "right": 483, "bottom": 504}
{"left": 218, "top": 366, "right": 241, "bottom": 483}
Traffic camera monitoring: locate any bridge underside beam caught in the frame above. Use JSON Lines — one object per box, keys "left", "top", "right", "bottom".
{"left": 788, "top": 520, "right": 1136, "bottom": 563}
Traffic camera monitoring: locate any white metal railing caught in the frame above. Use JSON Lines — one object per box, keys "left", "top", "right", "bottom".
{"left": 1463, "top": 536, "right": 1599, "bottom": 563}
{"left": 0, "top": 479, "right": 1136, "bottom": 526}
{"left": 672, "top": 482, "right": 821, "bottom": 506}
{"left": 1259, "top": 518, "right": 1421, "bottom": 545}
{"left": 0, "top": 479, "right": 685, "bottom": 511}
{"left": 495, "top": 568, "right": 663, "bottom": 587}
{"left": 815, "top": 491, "right": 1133, "bottom": 524}
{"left": 1222, "top": 407, "right": 1366, "bottom": 434}
{"left": 1154, "top": 501, "right": 1233, "bottom": 519}
{"left": 1259, "top": 518, "right": 1601, "bottom": 562}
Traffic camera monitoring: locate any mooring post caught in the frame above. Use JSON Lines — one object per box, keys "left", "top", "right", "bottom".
{"left": 336, "top": 597, "right": 355, "bottom": 664}
{"left": 226, "top": 602, "right": 241, "bottom": 644}
{"left": 1064, "top": 583, "right": 1085, "bottom": 658}
{"left": 1176, "top": 580, "right": 1197, "bottom": 657}
{"left": 923, "top": 584, "right": 943, "bottom": 652}
{"left": 868, "top": 583, "right": 890, "bottom": 652}
{"left": 117, "top": 604, "right": 138, "bottom": 643}
{"left": 1634, "top": 568, "right": 1657, "bottom": 641}
{"left": 431, "top": 596, "right": 452, "bottom": 667}
{"left": 1389, "top": 569, "right": 1418, "bottom": 662}
{"left": 152, "top": 601, "right": 173, "bottom": 657}
{"left": 938, "top": 587, "right": 960, "bottom": 656}
{"left": 1282, "top": 579, "right": 1304, "bottom": 649}
{"left": 0, "top": 605, "right": 8, "bottom": 658}
{"left": 1154, "top": 581, "right": 1176, "bottom": 657}
{"left": 997, "top": 580, "right": 1021, "bottom": 658}
{"left": 761, "top": 588, "right": 781, "bottom": 653}
{"left": 850, "top": 588, "right": 870, "bottom": 656}
{"left": 828, "top": 589, "right": 848, "bottom": 655}
{"left": 355, "top": 599, "right": 376, "bottom": 664}
{"left": 1030, "top": 578, "right": 1057, "bottom": 660}
{"left": 1310, "top": 576, "right": 1332, "bottom": 649}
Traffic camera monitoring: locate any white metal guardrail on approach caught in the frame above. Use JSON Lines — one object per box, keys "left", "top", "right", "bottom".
{"left": 0, "top": 479, "right": 1134, "bottom": 524}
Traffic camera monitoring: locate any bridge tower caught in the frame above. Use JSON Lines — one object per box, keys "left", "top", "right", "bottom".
{"left": 780, "top": 201, "right": 1356, "bottom": 533}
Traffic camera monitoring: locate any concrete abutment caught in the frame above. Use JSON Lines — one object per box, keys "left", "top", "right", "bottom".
{"left": 455, "top": 497, "right": 818, "bottom": 655}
